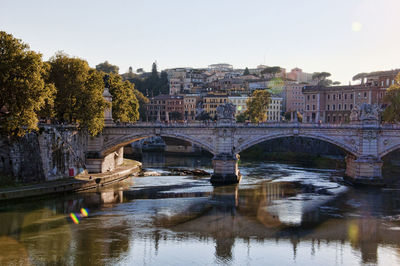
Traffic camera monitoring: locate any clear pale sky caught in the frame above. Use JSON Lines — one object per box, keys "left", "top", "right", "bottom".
{"left": 2, "top": 0, "right": 399, "bottom": 83}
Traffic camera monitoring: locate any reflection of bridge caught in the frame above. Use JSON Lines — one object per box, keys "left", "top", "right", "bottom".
{"left": 86, "top": 99, "right": 400, "bottom": 185}
{"left": 86, "top": 121, "right": 400, "bottom": 186}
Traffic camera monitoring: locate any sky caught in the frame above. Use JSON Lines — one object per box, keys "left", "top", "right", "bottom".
{"left": 1, "top": 0, "right": 400, "bottom": 84}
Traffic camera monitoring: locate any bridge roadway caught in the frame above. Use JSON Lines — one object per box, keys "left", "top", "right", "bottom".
{"left": 86, "top": 120, "right": 400, "bottom": 186}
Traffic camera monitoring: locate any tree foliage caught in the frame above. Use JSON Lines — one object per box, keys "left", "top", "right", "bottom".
{"left": 132, "top": 89, "right": 149, "bottom": 121}
{"left": 0, "top": 31, "right": 55, "bottom": 136}
{"left": 261, "top": 66, "right": 281, "bottom": 77}
{"left": 312, "top": 72, "right": 333, "bottom": 86}
{"left": 236, "top": 112, "right": 249, "bottom": 122}
{"left": 107, "top": 74, "right": 139, "bottom": 123}
{"left": 243, "top": 67, "right": 250, "bottom": 76}
{"left": 124, "top": 62, "right": 169, "bottom": 97}
{"left": 245, "top": 90, "right": 271, "bottom": 123}
{"left": 48, "top": 52, "right": 109, "bottom": 135}
{"left": 383, "top": 73, "right": 400, "bottom": 122}
{"left": 95, "top": 61, "right": 119, "bottom": 74}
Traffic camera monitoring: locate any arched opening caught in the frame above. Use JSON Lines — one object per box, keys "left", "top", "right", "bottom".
{"left": 91, "top": 134, "right": 215, "bottom": 174}
{"left": 237, "top": 136, "right": 352, "bottom": 169}
{"left": 124, "top": 136, "right": 213, "bottom": 168}
{"left": 381, "top": 148, "right": 400, "bottom": 186}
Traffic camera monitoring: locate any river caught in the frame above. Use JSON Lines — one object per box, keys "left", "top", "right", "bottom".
{"left": 1, "top": 153, "right": 400, "bottom": 265}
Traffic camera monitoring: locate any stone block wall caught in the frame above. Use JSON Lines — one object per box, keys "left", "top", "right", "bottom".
{"left": 0, "top": 126, "right": 87, "bottom": 183}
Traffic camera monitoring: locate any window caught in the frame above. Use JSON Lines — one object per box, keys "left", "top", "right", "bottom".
{"left": 312, "top": 95, "right": 316, "bottom": 99}
{"left": 338, "top": 104, "right": 341, "bottom": 110}
{"left": 344, "top": 104, "right": 347, "bottom": 110}
{"left": 307, "top": 95, "right": 310, "bottom": 100}
{"left": 351, "top": 94, "right": 353, "bottom": 99}
{"left": 333, "top": 116, "right": 336, "bottom": 122}
{"left": 345, "top": 94, "right": 347, "bottom": 100}
{"left": 364, "top": 92, "right": 367, "bottom": 98}
{"left": 333, "top": 95, "right": 336, "bottom": 100}
{"left": 387, "top": 79, "right": 390, "bottom": 86}
{"left": 327, "top": 104, "right": 330, "bottom": 110}
{"left": 328, "top": 94, "right": 330, "bottom": 100}
{"left": 350, "top": 104, "right": 353, "bottom": 110}
{"left": 307, "top": 105, "right": 310, "bottom": 110}
{"left": 333, "top": 104, "right": 336, "bottom": 110}
{"left": 327, "top": 116, "right": 330, "bottom": 122}
{"left": 312, "top": 105, "right": 315, "bottom": 110}
{"left": 339, "top": 94, "right": 341, "bottom": 100}
{"left": 339, "top": 116, "right": 342, "bottom": 122}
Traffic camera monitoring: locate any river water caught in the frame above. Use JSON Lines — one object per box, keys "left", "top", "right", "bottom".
{"left": 1, "top": 154, "right": 400, "bottom": 265}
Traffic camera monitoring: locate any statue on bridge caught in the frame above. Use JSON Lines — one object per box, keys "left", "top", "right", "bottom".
{"left": 350, "top": 103, "right": 381, "bottom": 125}
{"left": 216, "top": 103, "right": 236, "bottom": 124}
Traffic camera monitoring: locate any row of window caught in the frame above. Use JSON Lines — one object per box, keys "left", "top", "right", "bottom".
{"left": 326, "top": 103, "right": 353, "bottom": 111}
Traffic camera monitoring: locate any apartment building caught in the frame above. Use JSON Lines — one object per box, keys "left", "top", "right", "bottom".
{"left": 285, "top": 83, "right": 306, "bottom": 114}
{"left": 228, "top": 95, "right": 248, "bottom": 116}
{"left": 183, "top": 94, "right": 201, "bottom": 121}
{"left": 302, "top": 85, "right": 386, "bottom": 123}
{"left": 202, "top": 93, "right": 229, "bottom": 118}
{"left": 146, "top": 94, "right": 184, "bottom": 122}
{"left": 266, "top": 97, "right": 283, "bottom": 122}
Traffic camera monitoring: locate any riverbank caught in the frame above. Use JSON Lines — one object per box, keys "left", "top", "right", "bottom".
{"left": 0, "top": 159, "right": 141, "bottom": 202}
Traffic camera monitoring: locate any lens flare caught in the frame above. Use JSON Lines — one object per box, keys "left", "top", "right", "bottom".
{"left": 352, "top": 22, "right": 362, "bottom": 32}
{"left": 70, "top": 213, "right": 80, "bottom": 224}
{"left": 80, "top": 208, "right": 89, "bottom": 217}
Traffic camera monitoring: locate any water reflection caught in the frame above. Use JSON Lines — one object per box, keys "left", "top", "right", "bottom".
{"left": 1, "top": 158, "right": 400, "bottom": 265}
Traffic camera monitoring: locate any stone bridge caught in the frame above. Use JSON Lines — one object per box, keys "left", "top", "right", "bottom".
{"left": 86, "top": 106, "right": 400, "bottom": 186}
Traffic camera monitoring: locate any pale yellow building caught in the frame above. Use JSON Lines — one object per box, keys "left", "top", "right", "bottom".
{"left": 203, "top": 93, "right": 228, "bottom": 117}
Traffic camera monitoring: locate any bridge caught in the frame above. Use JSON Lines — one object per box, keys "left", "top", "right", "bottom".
{"left": 86, "top": 99, "right": 400, "bottom": 186}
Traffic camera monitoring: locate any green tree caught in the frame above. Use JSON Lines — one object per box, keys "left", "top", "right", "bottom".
{"left": 107, "top": 74, "right": 139, "bottom": 123}
{"left": 261, "top": 66, "right": 281, "bottom": 78}
{"left": 95, "top": 61, "right": 119, "bottom": 74}
{"left": 383, "top": 73, "right": 400, "bottom": 122}
{"left": 0, "top": 31, "right": 55, "bottom": 136}
{"left": 332, "top": 81, "right": 341, "bottom": 85}
{"left": 79, "top": 70, "right": 110, "bottom": 135}
{"left": 236, "top": 112, "right": 249, "bottom": 122}
{"left": 243, "top": 67, "right": 250, "bottom": 76}
{"left": 132, "top": 89, "right": 149, "bottom": 121}
{"left": 245, "top": 90, "right": 271, "bottom": 123}
{"left": 48, "top": 52, "right": 108, "bottom": 135}
{"left": 312, "top": 72, "right": 332, "bottom": 86}
{"left": 159, "top": 71, "right": 169, "bottom": 94}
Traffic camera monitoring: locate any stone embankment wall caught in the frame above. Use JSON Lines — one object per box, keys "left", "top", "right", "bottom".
{"left": 0, "top": 126, "right": 87, "bottom": 183}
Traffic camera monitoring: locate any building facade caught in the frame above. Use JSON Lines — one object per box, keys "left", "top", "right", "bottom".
{"left": 228, "top": 95, "right": 248, "bottom": 116}
{"left": 266, "top": 97, "right": 283, "bottom": 122}
{"left": 146, "top": 94, "right": 184, "bottom": 122}
{"left": 183, "top": 94, "right": 201, "bottom": 121}
{"left": 285, "top": 83, "right": 306, "bottom": 114}
{"left": 302, "top": 85, "right": 386, "bottom": 123}
{"left": 202, "top": 94, "right": 229, "bottom": 118}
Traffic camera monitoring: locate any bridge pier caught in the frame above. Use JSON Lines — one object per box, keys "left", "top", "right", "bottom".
{"left": 211, "top": 154, "right": 241, "bottom": 185}
{"left": 345, "top": 155, "right": 384, "bottom": 186}
{"left": 86, "top": 147, "right": 124, "bottom": 173}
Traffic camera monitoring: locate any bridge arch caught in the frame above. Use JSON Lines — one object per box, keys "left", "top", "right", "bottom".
{"left": 235, "top": 133, "right": 357, "bottom": 156}
{"left": 379, "top": 142, "right": 400, "bottom": 159}
{"left": 101, "top": 132, "right": 216, "bottom": 156}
